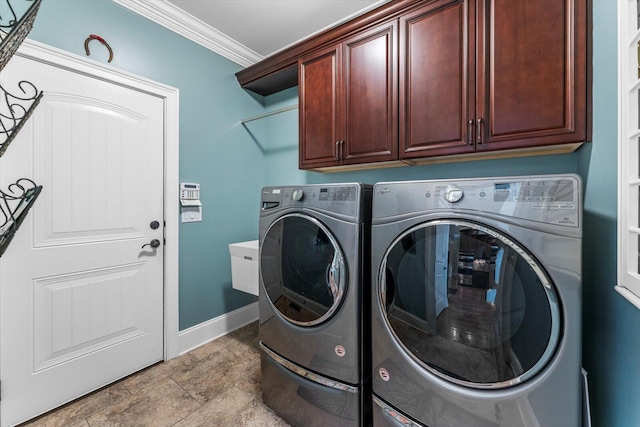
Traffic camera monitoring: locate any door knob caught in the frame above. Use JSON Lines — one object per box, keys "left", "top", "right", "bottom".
{"left": 141, "top": 239, "right": 161, "bottom": 249}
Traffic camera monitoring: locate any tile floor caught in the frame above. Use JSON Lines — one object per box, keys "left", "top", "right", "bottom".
{"left": 21, "top": 321, "right": 290, "bottom": 427}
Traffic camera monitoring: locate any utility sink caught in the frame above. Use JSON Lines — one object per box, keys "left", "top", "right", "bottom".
{"left": 229, "top": 240, "right": 259, "bottom": 296}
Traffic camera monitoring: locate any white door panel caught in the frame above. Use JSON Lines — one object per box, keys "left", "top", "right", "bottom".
{"left": 0, "top": 53, "right": 164, "bottom": 426}
{"left": 34, "top": 95, "right": 151, "bottom": 246}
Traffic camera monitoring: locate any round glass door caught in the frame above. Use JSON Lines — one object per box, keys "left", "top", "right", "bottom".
{"left": 261, "top": 213, "right": 346, "bottom": 326}
{"left": 380, "top": 220, "right": 560, "bottom": 389}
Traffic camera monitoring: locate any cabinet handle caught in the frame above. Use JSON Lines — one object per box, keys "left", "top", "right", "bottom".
{"left": 335, "top": 140, "right": 344, "bottom": 160}
{"left": 476, "top": 118, "right": 483, "bottom": 144}
{"left": 467, "top": 120, "right": 474, "bottom": 145}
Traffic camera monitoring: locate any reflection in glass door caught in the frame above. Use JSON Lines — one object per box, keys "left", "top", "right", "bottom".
{"left": 261, "top": 213, "right": 346, "bottom": 326}
{"left": 380, "top": 220, "right": 560, "bottom": 388}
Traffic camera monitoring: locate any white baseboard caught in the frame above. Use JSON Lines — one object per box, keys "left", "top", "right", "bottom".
{"left": 177, "top": 302, "right": 259, "bottom": 356}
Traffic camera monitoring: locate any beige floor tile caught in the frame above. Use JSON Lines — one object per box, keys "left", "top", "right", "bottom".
{"left": 188, "top": 321, "right": 259, "bottom": 361}
{"left": 86, "top": 377, "right": 201, "bottom": 427}
{"left": 171, "top": 347, "right": 246, "bottom": 404}
{"left": 22, "top": 417, "right": 90, "bottom": 427}
{"left": 172, "top": 386, "right": 253, "bottom": 427}
{"left": 21, "top": 383, "right": 131, "bottom": 427}
{"left": 173, "top": 386, "right": 289, "bottom": 427}
{"left": 234, "top": 364, "right": 262, "bottom": 402}
{"left": 121, "top": 353, "right": 198, "bottom": 394}
{"left": 188, "top": 334, "right": 235, "bottom": 361}
{"left": 237, "top": 399, "right": 291, "bottom": 427}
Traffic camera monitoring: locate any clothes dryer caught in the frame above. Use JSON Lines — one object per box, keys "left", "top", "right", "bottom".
{"left": 259, "top": 183, "right": 372, "bottom": 426}
{"left": 370, "top": 175, "right": 582, "bottom": 427}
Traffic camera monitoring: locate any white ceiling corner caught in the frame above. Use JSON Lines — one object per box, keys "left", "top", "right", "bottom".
{"left": 112, "top": 0, "right": 263, "bottom": 67}
{"left": 112, "top": 0, "right": 389, "bottom": 69}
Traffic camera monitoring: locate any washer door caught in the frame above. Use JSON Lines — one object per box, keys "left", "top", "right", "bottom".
{"left": 261, "top": 213, "right": 346, "bottom": 326}
{"left": 380, "top": 219, "right": 560, "bottom": 389}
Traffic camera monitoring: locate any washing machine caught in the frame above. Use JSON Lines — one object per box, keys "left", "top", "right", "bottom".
{"left": 370, "top": 175, "right": 582, "bottom": 427}
{"left": 259, "top": 183, "right": 372, "bottom": 426}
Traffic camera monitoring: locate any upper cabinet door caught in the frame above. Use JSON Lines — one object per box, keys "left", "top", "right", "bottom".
{"left": 476, "top": 0, "right": 589, "bottom": 150}
{"left": 342, "top": 20, "right": 398, "bottom": 165}
{"left": 399, "top": 0, "right": 474, "bottom": 159}
{"left": 299, "top": 21, "right": 399, "bottom": 170}
{"left": 299, "top": 45, "right": 343, "bottom": 169}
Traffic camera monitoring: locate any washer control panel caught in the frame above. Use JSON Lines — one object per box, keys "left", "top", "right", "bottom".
{"left": 261, "top": 184, "right": 367, "bottom": 218}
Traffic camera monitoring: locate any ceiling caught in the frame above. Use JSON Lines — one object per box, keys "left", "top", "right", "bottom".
{"left": 163, "top": 0, "right": 390, "bottom": 58}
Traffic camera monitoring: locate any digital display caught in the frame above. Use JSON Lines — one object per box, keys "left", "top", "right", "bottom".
{"left": 494, "top": 180, "right": 574, "bottom": 202}
{"left": 319, "top": 187, "right": 356, "bottom": 201}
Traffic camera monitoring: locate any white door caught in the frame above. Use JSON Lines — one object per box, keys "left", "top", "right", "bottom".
{"left": 0, "top": 53, "right": 165, "bottom": 426}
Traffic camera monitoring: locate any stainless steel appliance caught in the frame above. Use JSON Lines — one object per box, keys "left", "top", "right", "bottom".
{"left": 259, "top": 183, "right": 372, "bottom": 426}
{"left": 370, "top": 175, "right": 582, "bottom": 427}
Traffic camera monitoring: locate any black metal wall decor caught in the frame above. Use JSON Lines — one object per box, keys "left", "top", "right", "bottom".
{"left": 0, "top": 0, "right": 42, "bottom": 72}
{"left": 0, "top": 0, "right": 44, "bottom": 158}
{"left": 0, "top": 1, "right": 43, "bottom": 256}
{"left": 0, "top": 178, "right": 41, "bottom": 256}
{"left": 0, "top": 79, "right": 42, "bottom": 156}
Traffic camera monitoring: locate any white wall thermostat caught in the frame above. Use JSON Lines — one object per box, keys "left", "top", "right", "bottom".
{"left": 180, "top": 182, "right": 202, "bottom": 223}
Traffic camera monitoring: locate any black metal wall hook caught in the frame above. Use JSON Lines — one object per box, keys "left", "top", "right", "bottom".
{"left": 0, "top": 178, "right": 42, "bottom": 257}
{"left": 0, "top": 0, "right": 42, "bottom": 72}
{"left": 84, "top": 34, "right": 113, "bottom": 63}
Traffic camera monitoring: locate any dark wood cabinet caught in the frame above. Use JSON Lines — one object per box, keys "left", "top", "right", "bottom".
{"left": 401, "top": 0, "right": 589, "bottom": 161}
{"left": 239, "top": 0, "right": 590, "bottom": 171}
{"left": 399, "top": 0, "right": 473, "bottom": 159}
{"left": 476, "top": 0, "right": 589, "bottom": 151}
{"left": 299, "top": 21, "right": 398, "bottom": 170}
{"left": 299, "top": 45, "right": 342, "bottom": 168}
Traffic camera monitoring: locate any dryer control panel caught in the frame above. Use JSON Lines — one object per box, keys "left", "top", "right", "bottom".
{"left": 373, "top": 175, "right": 581, "bottom": 228}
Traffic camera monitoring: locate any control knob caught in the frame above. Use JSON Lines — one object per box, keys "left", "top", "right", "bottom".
{"left": 444, "top": 185, "right": 464, "bottom": 203}
{"left": 292, "top": 189, "right": 304, "bottom": 201}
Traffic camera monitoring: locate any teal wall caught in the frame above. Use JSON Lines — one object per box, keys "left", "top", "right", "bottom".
{"left": 28, "top": 0, "right": 265, "bottom": 330}
{"left": 24, "top": 0, "right": 640, "bottom": 424}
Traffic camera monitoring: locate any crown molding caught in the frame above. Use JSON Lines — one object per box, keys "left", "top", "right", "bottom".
{"left": 112, "top": 0, "right": 263, "bottom": 67}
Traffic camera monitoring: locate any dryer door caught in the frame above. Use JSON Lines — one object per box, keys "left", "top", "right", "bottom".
{"left": 261, "top": 213, "right": 346, "bottom": 326}
{"left": 379, "top": 219, "right": 561, "bottom": 389}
